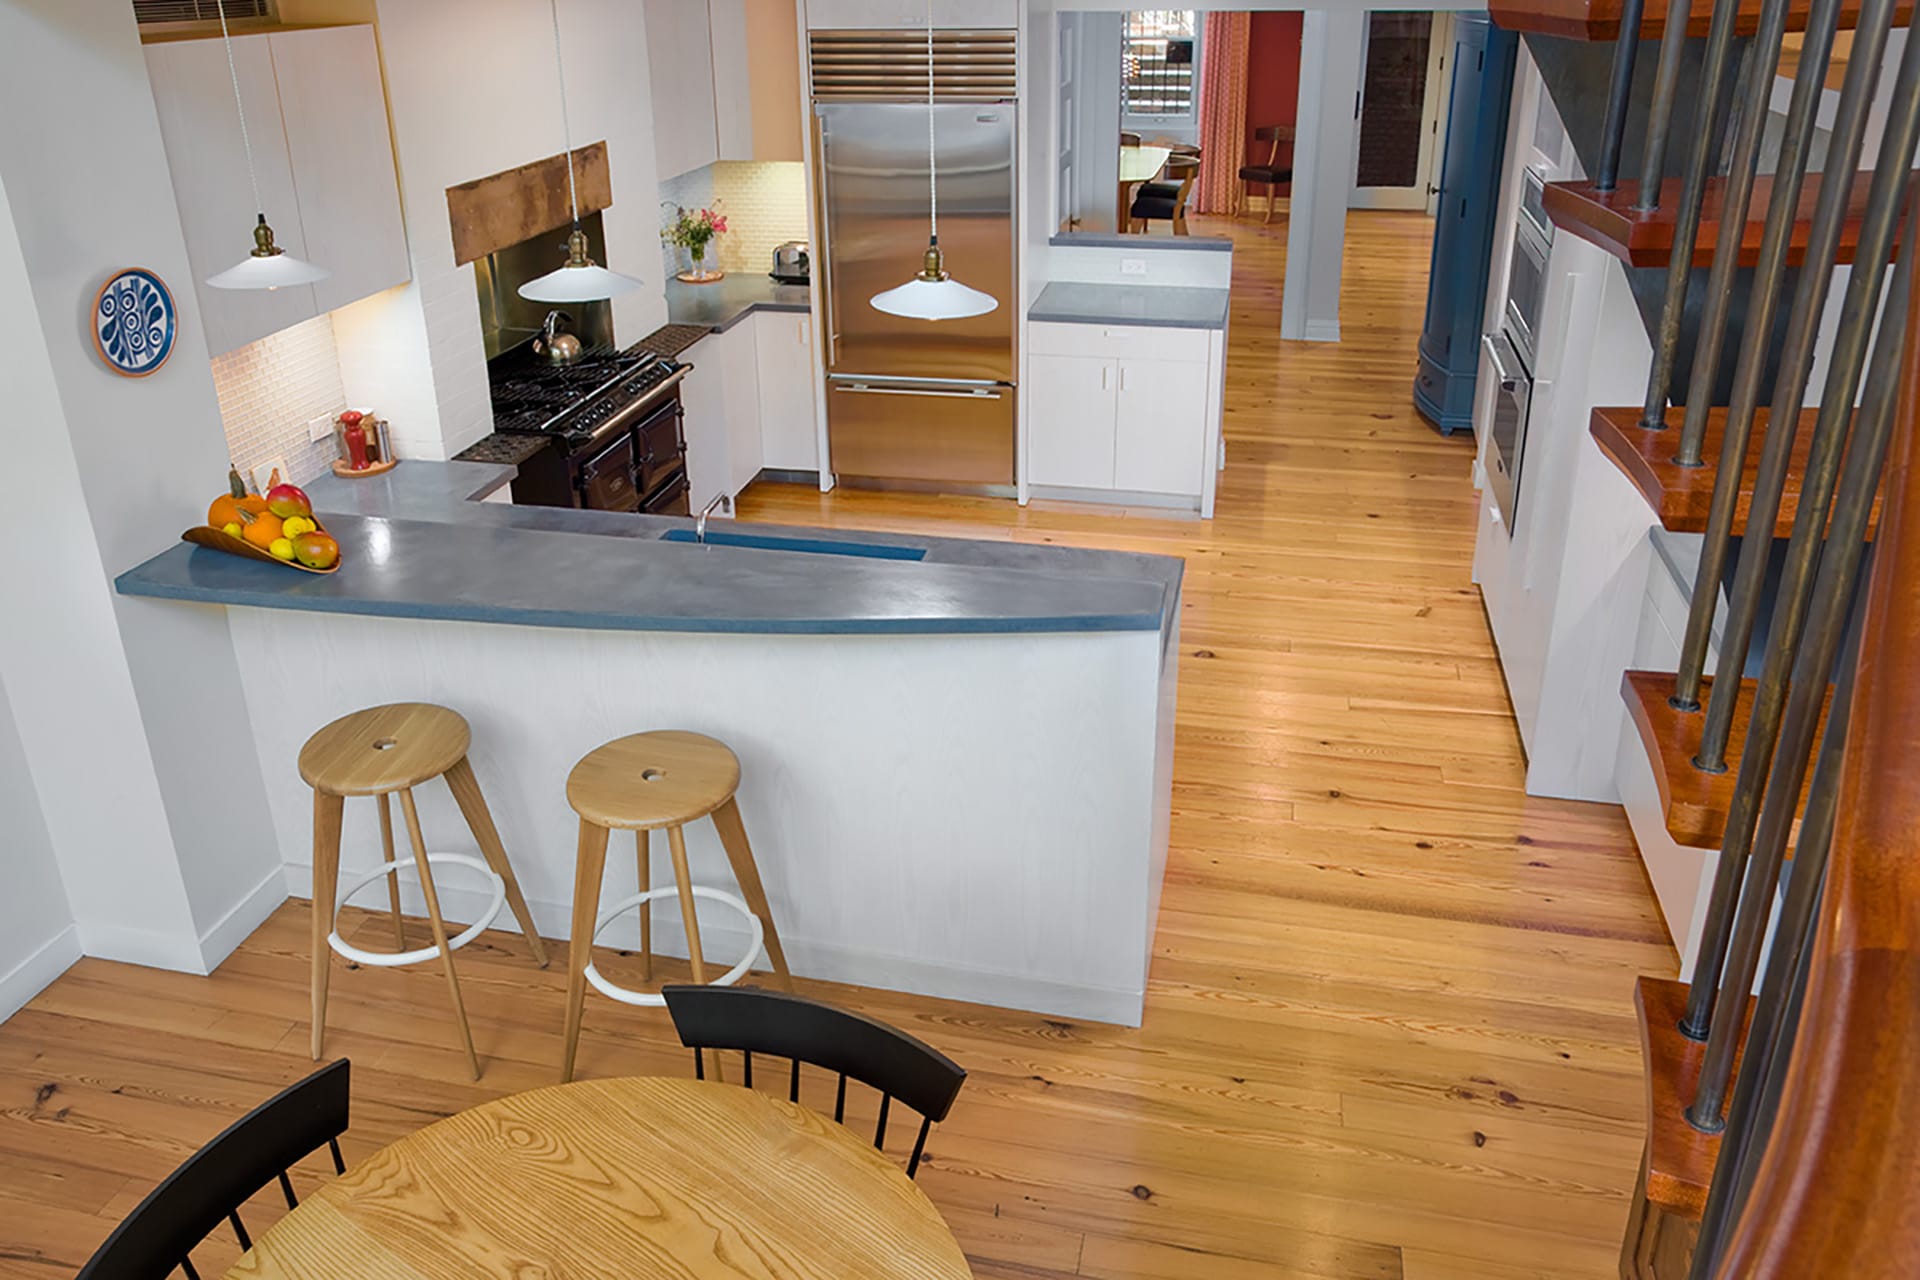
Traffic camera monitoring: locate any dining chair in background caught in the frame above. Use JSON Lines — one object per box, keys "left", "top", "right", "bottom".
{"left": 1237, "top": 125, "right": 1295, "bottom": 223}
{"left": 1120, "top": 131, "right": 1142, "bottom": 147}
{"left": 76, "top": 1060, "right": 352, "bottom": 1280}
{"left": 1129, "top": 154, "right": 1203, "bottom": 235}
{"left": 661, "top": 985, "right": 967, "bottom": 1178}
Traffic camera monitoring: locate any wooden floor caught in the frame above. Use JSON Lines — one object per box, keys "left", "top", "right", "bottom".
{"left": 0, "top": 212, "right": 1675, "bottom": 1280}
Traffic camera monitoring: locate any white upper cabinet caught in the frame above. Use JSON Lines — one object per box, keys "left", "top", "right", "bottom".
{"left": 645, "top": 0, "right": 720, "bottom": 180}
{"left": 648, "top": 0, "right": 805, "bottom": 176}
{"left": 145, "top": 34, "right": 315, "bottom": 357}
{"left": 268, "top": 26, "right": 409, "bottom": 316}
{"left": 145, "top": 25, "right": 409, "bottom": 357}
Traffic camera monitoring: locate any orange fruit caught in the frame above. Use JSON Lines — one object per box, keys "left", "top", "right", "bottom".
{"left": 241, "top": 512, "right": 284, "bottom": 549}
{"left": 208, "top": 494, "right": 243, "bottom": 529}
{"left": 238, "top": 495, "right": 270, "bottom": 515}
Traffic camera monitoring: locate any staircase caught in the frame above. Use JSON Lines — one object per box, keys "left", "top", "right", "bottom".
{"left": 1485, "top": 0, "right": 1920, "bottom": 1275}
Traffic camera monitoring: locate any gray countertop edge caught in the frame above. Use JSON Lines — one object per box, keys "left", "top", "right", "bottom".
{"left": 1048, "top": 232, "right": 1233, "bottom": 252}
{"left": 664, "top": 276, "right": 813, "bottom": 336}
{"left": 1028, "top": 282, "right": 1230, "bottom": 331}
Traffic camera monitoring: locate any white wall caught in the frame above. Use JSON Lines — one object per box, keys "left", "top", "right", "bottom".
{"left": 0, "top": 0, "right": 285, "bottom": 987}
{"left": 0, "top": 677, "right": 78, "bottom": 1023}
{"left": 348, "top": 0, "right": 671, "bottom": 460}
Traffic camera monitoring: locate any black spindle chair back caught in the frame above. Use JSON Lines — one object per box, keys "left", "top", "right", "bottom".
{"left": 76, "top": 1059, "right": 352, "bottom": 1280}
{"left": 660, "top": 986, "right": 965, "bottom": 1179}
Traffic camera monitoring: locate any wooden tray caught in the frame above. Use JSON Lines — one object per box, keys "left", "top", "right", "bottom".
{"left": 332, "top": 457, "right": 397, "bottom": 478}
{"left": 181, "top": 518, "right": 341, "bottom": 574}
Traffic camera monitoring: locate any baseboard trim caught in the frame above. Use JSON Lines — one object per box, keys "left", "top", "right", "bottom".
{"left": 1302, "top": 318, "right": 1342, "bottom": 343}
{"left": 0, "top": 925, "right": 83, "bottom": 1024}
{"left": 285, "top": 864, "right": 1145, "bottom": 1027}
{"left": 199, "top": 866, "right": 291, "bottom": 973}
{"left": 76, "top": 919, "right": 210, "bottom": 974}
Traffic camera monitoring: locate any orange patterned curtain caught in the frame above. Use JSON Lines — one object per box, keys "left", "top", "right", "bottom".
{"left": 1191, "top": 11, "right": 1250, "bottom": 216}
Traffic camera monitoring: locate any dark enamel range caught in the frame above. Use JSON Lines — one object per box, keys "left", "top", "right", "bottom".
{"left": 487, "top": 344, "right": 693, "bottom": 516}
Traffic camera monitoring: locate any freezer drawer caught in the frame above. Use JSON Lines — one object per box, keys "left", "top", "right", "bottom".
{"left": 828, "top": 378, "right": 1014, "bottom": 485}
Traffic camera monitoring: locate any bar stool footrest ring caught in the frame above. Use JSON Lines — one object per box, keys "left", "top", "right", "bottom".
{"left": 582, "top": 886, "right": 765, "bottom": 1008}
{"left": 327, "top": 854, "right": 507, "bottom": 968}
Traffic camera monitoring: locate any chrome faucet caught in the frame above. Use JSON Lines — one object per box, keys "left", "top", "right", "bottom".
{"left": 695, "top": 493, "right": 732, "bottom": 543}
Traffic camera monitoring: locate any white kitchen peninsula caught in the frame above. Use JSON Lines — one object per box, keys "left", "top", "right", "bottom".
{"left": 116, "top": 464, "right": 1180, "bottom": 1025}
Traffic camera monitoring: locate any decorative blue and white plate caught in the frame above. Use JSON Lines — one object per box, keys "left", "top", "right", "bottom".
{"left": 93, "top": 268, "right": 177, "bottom": 378}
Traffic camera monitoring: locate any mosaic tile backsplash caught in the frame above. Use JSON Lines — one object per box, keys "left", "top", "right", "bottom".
{"left": 208, "top": 315, "right": 347, "bottom": 488}
{"left": 657, "top": 160, "right": 809, "bottom": 280}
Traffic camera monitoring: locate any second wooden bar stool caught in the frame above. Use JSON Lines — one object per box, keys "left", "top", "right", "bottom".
{"left": 301, "top": 702, "right": 547, "bottom": 1081}
{"left": 561, "top": 730, "right": 792, "bottom": 1082}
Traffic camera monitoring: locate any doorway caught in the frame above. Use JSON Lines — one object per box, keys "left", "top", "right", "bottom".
{"left": 1351, "top": 11, "right": 1453, "bottom": 213}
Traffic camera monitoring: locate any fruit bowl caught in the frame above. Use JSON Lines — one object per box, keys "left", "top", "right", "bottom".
{"left": 181, "top": 520, "right": 341, "bottom": 573}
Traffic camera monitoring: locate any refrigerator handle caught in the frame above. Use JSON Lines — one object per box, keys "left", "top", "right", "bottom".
{"left": 813, "top": 109, "right": 840, "bottom": 367}
{"left": 834, "top": 384, "right": 1007, "bottom": 401}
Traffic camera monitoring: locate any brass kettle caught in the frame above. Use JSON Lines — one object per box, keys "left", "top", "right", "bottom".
{"left": 534, "top": 309, "right": 583, "bottom": 364}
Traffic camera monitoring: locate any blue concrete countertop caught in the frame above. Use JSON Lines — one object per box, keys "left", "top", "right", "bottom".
{"left": 1029, "top": 282, "right": 1230, "bottom": 330}
{"left": 664, "top": 274, "right": 811, "bottom": 334}
{"left": 117, "top": 461, "right": 1181, "bottom": 637}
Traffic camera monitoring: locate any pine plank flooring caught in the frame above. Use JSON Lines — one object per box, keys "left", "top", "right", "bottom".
{"left": 0, "top": 212, "right": 1675, "bottom": 1280}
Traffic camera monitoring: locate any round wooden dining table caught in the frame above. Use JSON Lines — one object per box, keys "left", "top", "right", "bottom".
{"left": 225, "top": 1076, "right": 974, "bottom": 1279}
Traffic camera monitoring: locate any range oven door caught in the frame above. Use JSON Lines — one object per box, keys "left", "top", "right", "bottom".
{"left": 576, "top": 430, "right": 642, "bottom": 513}
{"left": 1481, "top": 331, "right": 1532, "bottom": 536}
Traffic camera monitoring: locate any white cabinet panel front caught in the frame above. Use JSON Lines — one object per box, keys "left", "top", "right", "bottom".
{"left": 1027, "top": 352, "right": 1117, "bottom": 489}
{"left": 646, "top": 0, "right": 720, "bottom": 180}
{"left": 145, "top": 34, "right": 317, "bottom": 356}
{"left": 269, "top": 26, "right": 410, "bottom": 315}
{"left": 1115, "top": 358, "right": 1209, "bottom": 497}
{"left": 755, "top": 312, "right": 820, "bottom": 471}
{"left": 681, "top": 324, "right": 762, "bottom": 509}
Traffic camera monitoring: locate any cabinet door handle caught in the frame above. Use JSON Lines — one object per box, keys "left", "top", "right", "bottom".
{"left": 1119, "top": 365, "right": 1127, "bottom": 393}
{"left": 1100, "top": 365, "right": 1109, "bottom": 391}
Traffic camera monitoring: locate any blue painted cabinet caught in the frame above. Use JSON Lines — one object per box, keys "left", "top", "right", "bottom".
{"left": 1413, "top": 15, "right": 1519, "bottom": 437}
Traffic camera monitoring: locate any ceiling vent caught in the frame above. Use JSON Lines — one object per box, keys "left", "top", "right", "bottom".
{"left": 134, "top": 0, "right": 273, "bottom": 27}
{"left": 808, "top": 29, "right": 1017, "bottom": 102}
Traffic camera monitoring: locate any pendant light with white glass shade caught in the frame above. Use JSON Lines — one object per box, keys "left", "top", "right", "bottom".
{"left": 204, "top": 0, "right": 328, "bottom": 291}
{"left": 519, "top": 0, "right": 644, "bottom": 304}
{"left": 869, "top": 0, "right": 1000, "bottom": 321}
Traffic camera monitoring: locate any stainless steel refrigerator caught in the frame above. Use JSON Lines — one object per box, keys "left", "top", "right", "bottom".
{"left": 810, "top": 30, "right": 1018, "bottom": 490}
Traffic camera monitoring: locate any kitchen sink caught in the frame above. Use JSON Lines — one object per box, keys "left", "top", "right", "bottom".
{"left": 657, "top": 528, "right": 927, "bottom": 560}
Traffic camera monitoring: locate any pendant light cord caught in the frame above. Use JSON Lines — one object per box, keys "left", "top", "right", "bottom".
{"left": 927, "top": 0, "right": 937, "bottom": 244}
{"left": 549, "top": 0, "right": 581, "bottom": 226}
{"left": 214, "top": 0, "right": 264, "bottom": 219}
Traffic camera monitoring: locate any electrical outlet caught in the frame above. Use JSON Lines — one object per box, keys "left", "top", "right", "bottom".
{"left": 307, "top": 413, "right": 335, "bottom": 443}
{"left": 1120, "top": 258, "right": 1148, "bottom": 277}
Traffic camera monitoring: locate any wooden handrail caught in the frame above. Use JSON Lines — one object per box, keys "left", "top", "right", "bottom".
{"left": 1714, "top": 240, "right": 1920, "bottom": 1279}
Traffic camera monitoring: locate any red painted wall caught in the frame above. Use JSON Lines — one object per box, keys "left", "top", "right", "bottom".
{"left": 1245, "top": 11, "right": 1302, "bottom": 194}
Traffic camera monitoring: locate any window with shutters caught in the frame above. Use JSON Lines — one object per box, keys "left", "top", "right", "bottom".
{"left": 1121, "top": 11, "right": 1199, "bottom": 122}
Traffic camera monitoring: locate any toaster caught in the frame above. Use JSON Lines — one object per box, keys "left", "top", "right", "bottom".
{"left": 770, "top": 241, "right": 810, "bottom": 285}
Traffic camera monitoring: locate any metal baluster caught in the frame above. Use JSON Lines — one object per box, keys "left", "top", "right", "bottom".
{"left": 1670, "top": 0, "right": 1847, "bottom": 713}
{"left": 277, "top": 1169, "right": 298, "bottom": 1209}
{"left": 907, "top": 1116, "right": 934, "bottom": 1179}
{"left": 873, "top": 1092, "right": 892, "bottom": 1149}
{"left": 1688, "top": 579, "right": 1858, "bottom": 1270}
{"left": 1681, "top": 27, "right": 1920, "bottom": 1041}
{"left": 1668, "top": 0, "right": 1794, "bottom": 471}
{"left": 1638, "top": 0, "right": 1741, "bottom": 428}
{"left": 1595, "top": 0, "right": 1649, "bottom": 192}
{"left": 1689, "top": 198, "right": 1916, "bottom": 1124}
{"left": 1632, "top": 0, "right": 1696, "bottom": 212}
{"left": 789, "top": 1057, "right": 801, "bottom": 1103}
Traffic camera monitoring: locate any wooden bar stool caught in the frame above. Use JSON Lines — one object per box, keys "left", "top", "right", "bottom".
{"left": 300, "top": 702, "right": 547, "bottom": 1080}
{"left": 560, "top": 730, "right": 792, "bottom": 1082}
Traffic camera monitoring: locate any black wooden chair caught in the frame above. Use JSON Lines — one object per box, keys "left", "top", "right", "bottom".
{"left": 1237, "top": 125, "right": 1295, "bottom": 224}
{"left": 76, "top": 1060, "right": 352, "bottom": 1280}
{"left": 661, "top": 985, "right": 965, "bottom": 1179}
{"left": 1129, "top": 155, "right": 1203, "bottom": 235}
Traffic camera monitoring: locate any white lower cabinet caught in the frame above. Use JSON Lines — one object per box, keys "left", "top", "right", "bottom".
{"left": 754, "top": 311, "right": 820, "bottom": 471}
{"left": 1027, "top": 353, "right": 1116, "bottom": 489}
{"left": 1026, "top": 322, "right": 1213, "bottom": 502}
{"left": 680, "top": 321, "right": 762, "bottom": 513}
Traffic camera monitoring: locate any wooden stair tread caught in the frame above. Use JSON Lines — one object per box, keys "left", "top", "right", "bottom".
{"left": 1622, "top": 670, "right": 1832, "bottom": 852}
{"left": 1636, "top": 975, "right": 1755, "bottom": 1219}
{"left": 1543, "top": 172, "right": 1897, "bottom": 269}
{"left": 1488, "top": 0, "right": 1910, "bottom": 41}
{"left": 1590, "top": 405, "right": 1882, "bottom": 540}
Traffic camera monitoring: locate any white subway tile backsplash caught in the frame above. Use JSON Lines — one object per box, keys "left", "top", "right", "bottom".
{"left": 658, "top": 160, "right": 809, "bottom": 280}
{"left": 208, "top": 316, "right": 348, "bottom": 488}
